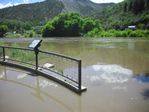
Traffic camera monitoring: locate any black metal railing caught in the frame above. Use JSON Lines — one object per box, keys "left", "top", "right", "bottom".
{"left": 0, "top": 46, "right": 86, "bottom": 93}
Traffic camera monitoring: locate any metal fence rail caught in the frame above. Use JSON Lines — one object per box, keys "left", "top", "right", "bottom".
{"left": 0, "top": 46, "right": 86, "bottom": 93}
{"left": 0, "top": 46, "right": 35, "bottom": 67}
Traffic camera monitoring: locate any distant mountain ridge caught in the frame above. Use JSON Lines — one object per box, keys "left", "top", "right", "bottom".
{"left": 59, "top": 0, "right": 111, "bottom": 15}
{"left": 0, "top": 0, "right": 112, "bottom": 22}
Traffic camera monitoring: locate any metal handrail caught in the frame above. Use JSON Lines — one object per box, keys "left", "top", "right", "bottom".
{"left": 0, "top": 46, "right": 33, "bottom": 51}
{"left": 0, "top": 45, "right": 86, "bottom": 93}
{"left": 39, "top": 50, "right": 81, "bottom": 62}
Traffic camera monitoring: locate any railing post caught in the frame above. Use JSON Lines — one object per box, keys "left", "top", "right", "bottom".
{"left": 2, "top": 47, "right": 5, "bottom": 61}
{"left": 78, "top": 60, "right": 82, "bottom": 91}
{"left": 35, "top": 50, "right": 39, "bottom": 71}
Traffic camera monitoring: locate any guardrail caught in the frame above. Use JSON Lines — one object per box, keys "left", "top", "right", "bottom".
{"left": 0, "top": 46, "right": 86, "bottom": 93}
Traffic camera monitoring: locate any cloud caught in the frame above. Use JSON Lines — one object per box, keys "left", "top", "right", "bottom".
{"left": 0, "top": 3, "right": 21, "bottom": 9}
{"left": 23, "top": 0, "right": 30, "bottom": 3}
{"left": 0, "top": 3, "right": 13, "bottom": 9}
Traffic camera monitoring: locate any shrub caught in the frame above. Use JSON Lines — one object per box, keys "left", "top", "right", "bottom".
{"left": 24, "top": 30, "right": 36, "bottom": 38}
{"left": 129, "top": 30, "right": 144, "bottom": 37}
{"left": 85, "top": 29, "right": 149, "bottom": 38}
{"left": 0, "top": 25, "right": 8, "bottom": 37}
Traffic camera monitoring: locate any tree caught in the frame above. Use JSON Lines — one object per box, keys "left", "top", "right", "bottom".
{"left": 42, "top": 21, "right": 55, "bottom": 37}
{"left": 133, "top": 0, "right": 145, "bottom": 14}
{"left": 0, "top": 25, "right": 8, "bottom": 37}
{"left": 145, "top": 0, "right": 149, "bottom": 10}
{"left": 123, "top": 2, "right": 127, "bottom": 12}
{"left": 82, "top": 19, "right": 97, "bottom": 34}
{"left": 127, "top": 0, "right": 145, "bottom": 14}
{"left": 0, "top": 19, "right": 32, "bottom": 33}
{"left": 42, "top": 13, "right": 102, "bottom": 37}
{"left": 128, "top": 1, "right": 132, "bottom": 11}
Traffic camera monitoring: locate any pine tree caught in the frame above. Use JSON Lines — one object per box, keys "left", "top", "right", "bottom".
{"left": 123, "top": 2, "right": 127, "bottom": 12}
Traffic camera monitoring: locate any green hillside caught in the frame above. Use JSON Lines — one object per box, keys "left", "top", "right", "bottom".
{"left": 0, "top": 0, "right": 111, "bottom": 22}
{"left": 0, "top": 0, "right": 64, "bottom": 22}
{"left": 93, "top": 0, "right": 149, "bottom": 30}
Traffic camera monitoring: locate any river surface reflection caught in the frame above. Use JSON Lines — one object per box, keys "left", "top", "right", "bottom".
{"left": 0, "top": 38, "right": 149, "bottom": 112}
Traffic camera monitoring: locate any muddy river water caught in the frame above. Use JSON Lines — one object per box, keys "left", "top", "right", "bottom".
{"left": 0, "top": 38, "right": 149, "bottom": 112}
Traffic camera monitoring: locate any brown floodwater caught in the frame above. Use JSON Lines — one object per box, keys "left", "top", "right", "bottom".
{"left": 0, "top": 38, "right": 149, "bottom": 112}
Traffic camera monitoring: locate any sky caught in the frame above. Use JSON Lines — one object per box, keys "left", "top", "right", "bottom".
{"left": 91, "top": 0, "right": 124, "bottom": 3}
{"left": 0, "top": 0, "right": 124, "bottom": 9}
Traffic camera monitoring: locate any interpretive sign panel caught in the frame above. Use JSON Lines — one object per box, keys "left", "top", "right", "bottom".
{"left": 29, "top": 40, "right": 42, "bottom": 49}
